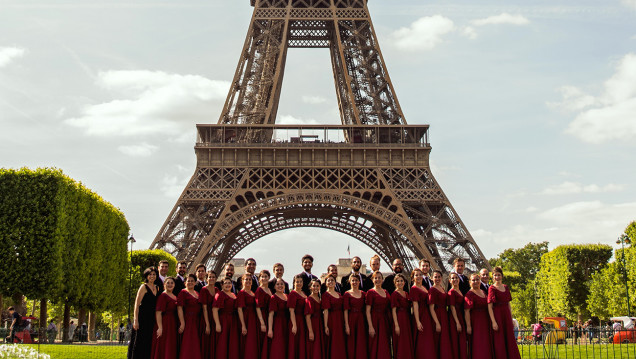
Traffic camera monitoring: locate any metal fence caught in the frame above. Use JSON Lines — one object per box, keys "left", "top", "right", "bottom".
{"left": 516, "top": 328, "right": 636, "bottom": 359}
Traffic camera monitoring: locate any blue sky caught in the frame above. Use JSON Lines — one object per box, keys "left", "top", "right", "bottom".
{"left": 1, "top": 0, "right": 635, "bottom": 276}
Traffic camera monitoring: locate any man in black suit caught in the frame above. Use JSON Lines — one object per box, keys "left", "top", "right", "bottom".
{"left": 382, "top": 258, "right": 409, "bottom": 294}
{"left": 215, "top": 263, "right": 238, "bottom": 294}
{"left": 154, "top": 260, "right": 170, "bottom": 293}
{"left": 236, "top": 258, "right": 259, "bottom": 292}
{"left": 363, "top": 254, "right": 381, "bottom": 290}
{"left": 479, "top": 268, "right": 490, "bottom": 294}
{"left": 193, "top": 264, "right": 207, "bottom": 292}
{"left": 268, "top": 262, "right": 290, "bottom": 294}
{"left": 298, "top": 254, "right": 318, "bottom": 295}
{"left": 173, "top": 261, "right": 187, "bottom": 294}
{"left": 419, "top": 259, "right": 434, "bottom": 289}
{"left": 321, "top": 264, "right": 343, "bottom": 294}
{"left": 447, "top": 258, "right": 470, "bottom": 295}
{"left": 341, "top": 256, "right": 368, "bottom": 291}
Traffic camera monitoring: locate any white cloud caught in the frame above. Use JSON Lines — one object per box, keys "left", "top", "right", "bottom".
{"left": 392, "top": 15, "right": 455, "bottom": 51}
{"left": 65, "top": 70, "right": 229, "bottom": 137}
{"left": 461, "top": 26, "right": 478, "bottom": 40}
{"left": 277, "top": 115, "right": 319, "bottom": 125}
{"left": 559, "top": 53, "right": 636, "bottom": 144}
{"left": 548, "top": 86, "right": 597, "bottom": 112}
{"left": 541, "top": 181, "right": 624, "bottom": 195}
{"left": 161, "top": 165, "right": 191, "bottom": 197}
{"left": 622, "top": 0, "right": 636, "bottom": 9}
{"left": 471, "top": 13, "right": 530, "bottom": 26}
{"left": 118, "top": 142, "right": 158, "bottom": 157}
{"left": 302, "top": 95, "right": 327, "bottom": 104}
{"left": 0, "top": 47, "right": 25, "bottom": 67}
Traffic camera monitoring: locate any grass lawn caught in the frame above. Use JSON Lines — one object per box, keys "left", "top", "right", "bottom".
{"left": 25, "top": 344, "right": 127, "bottom": 359}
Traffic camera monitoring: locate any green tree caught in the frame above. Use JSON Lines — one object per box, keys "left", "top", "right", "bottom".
{"left": 537, "top": 244, "right": 612, "bottom": 321}
{"left": 489, "top": 241, "right": 549, "bottom": 280}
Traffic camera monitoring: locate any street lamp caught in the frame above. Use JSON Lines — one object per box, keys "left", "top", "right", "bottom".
{"left": 127, "top": 234, "right": 136, "bottom": 323}
{"left": 616, "top": 234, "right": 632, "bottom": 317}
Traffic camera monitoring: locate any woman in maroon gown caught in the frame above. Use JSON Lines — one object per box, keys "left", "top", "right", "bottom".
{"left": 304, "top": 279, "right": 324, "bottom": 359}
{"left": 365, "top": 271, "right": 391, "bottom": 359}
{"left": 448, "top": 273, "right": 468, "bottom": 359}
{"left": 238, "top": 274, "right": 260, "bottom": 359}
{"left": 410, "top": 268, "right": 436, "bottom": 359}
{"left": 177, "top": 274, "right": 202, "bottom": 359}
{"left": 256, "top": 270, "right": 272, "bottom": 359}
{"left": 268, "top": 277, "right": 289, "bottom": 358}
{"left": 343, "top": 274, "right": 367, "bottom": 359}
{"left": 429, "top": 270, "right": 453, "bottom": 359}
{"left": 321, "top": 274, "right": 346, "bottom": 359}
{"left": 200, "top": 271, "right": 217, "bottom": 359}
{"left": 464, "top": 273, "right": 493, "bottom": 359}
{"left": 288, "top": 275, "right": 308, "bottom": 359}
{"left": 213, "top": 277, "right": 240, "bottom": 359}
{"left": 391, "top": 273, "right": 413, "bottom": 359}
{"left": 151, "top": 277, "right": 178, "bottom": 359}
{"left": 488, "top": 267, "right": 521, "bottom": 359}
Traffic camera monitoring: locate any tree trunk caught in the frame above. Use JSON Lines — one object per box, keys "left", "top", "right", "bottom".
{"left": 88, "top": 311, "right": 97, "bottom": 341}
{"left": 11, "top": 292, "right": 25, "bottom": 314}
{"left": 78, "top": 308, "right": 87, "bottom": 327}
{"left": 0, "top": 294, "right": 3, "bottom": 318}
{"left": 39, "top": 299, "right": 48, "bottom": 343}
{"left": 62, "top": 303, "right": 70, "bottom": 342}
{"left": 31, "top": 299, "right": 37, "bottom": 316}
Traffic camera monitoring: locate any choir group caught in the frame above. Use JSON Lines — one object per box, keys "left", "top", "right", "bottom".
{"left": 128, "top": 255, "right": 521, "bottom": 359}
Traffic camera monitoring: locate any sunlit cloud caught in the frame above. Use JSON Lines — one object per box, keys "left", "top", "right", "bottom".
{"left": 621, "top": 0, "right": 636, "bottom": 9}
{"left": 0, "top": 47, "right": 25, "bottom": 68}
{"left": 540, "top": 181, "right": 625, "bottom": 195}
{"left": 302, "top": 95, "right": 327, "bottom": 104}
{"left": 65, "top": 70, "right": 229, "bottom": 138}
{"left": 118, "top": 142, "right": 159, "bottom": 157}
{"left": 471, "top": 13, "right": 530, "bottom": 26}
{"left": 392, "top": 15, "right": 455, "bottom": 51}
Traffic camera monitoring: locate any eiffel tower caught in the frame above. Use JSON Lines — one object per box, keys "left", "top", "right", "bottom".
{"left": 150, "top": 0, "right": 489, "bottom": 273}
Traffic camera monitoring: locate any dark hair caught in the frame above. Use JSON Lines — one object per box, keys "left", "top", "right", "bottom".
{"left": 195, "top": 264, "right": 206, "bottom": 271}
{"left": 410, "top": 268, "right": 423, "bottom": 283}
{"left": 348, "top": 273, "right": 361, "bottom": 287}
{"left": 187, "top": 273, "right": 197, "bottom": 282}
{"left": 302, "top": 254, "right": 314, "bottom": 263}
{"left": 143, "top": 267, "right": 158, "bottom": 283}
{"left": 164, "top": 277, "right": 176, "bottom": 292}
{"left": 293, "top": 274, "right": 304, "bottom": 284}
{"left": 273, "top": 263, "right": 284, "bottom": 270}
{"left": 246, "top": 258, "right": 256, "bottom": 265}
{"left": 177, "top": 261, "right": 187, "bottom": 267}
{"left": 8, "top": 306, "right": 15, "bottom": 311}
{"left": 324, "top": 273, "right": 337, "bottom": 284}
{"left": 310, "top": 278, "right": 321, "bottom": 288}
{"left": 393, "top": 273, "right": 407, "bottom": 285}
{"left": 242, "top": 274, "right": 253, "bottom": 285}
{"left": 327, "top": 264, "right": 337, "bottom": 271}
{"left": 158, "top": 260, "right": 169, "bottom": 266}
{"left": 419, "top": 258, "right": 430, "bottom": 266}
{"left": 225, "top": 263, "right": 235, "bottom": 269}
{"left": 207, "top": 270, "right": 217, "bottom": 276}
{"left": 352, "top": 256, "right": 361, "bottom": 262}
{"left": 493, "top": 266, "right": 504, "bottom": 277}
{"left": 371, "top": 270, "right": 383, "bottom": 280}
{"left": 259, "top": 269, "right": 271, "bottom": 280}
{"left": 222, "top": 277, "right": 233, "bottom": 285}
{"left": 432, "top": 270, "right": 443, "bottom": 277}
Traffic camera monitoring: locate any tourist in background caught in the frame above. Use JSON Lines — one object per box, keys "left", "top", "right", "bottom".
{"left": 129, "top": 267, "right": 158, "bottom": 359}
{"left": 390, "top": 273, "right": 413, "bottom": 359}
{"left": 343, "top": 274, "right": 367, "bottom": 359}
{"left": 488, "top": 266, "right": 521, "bottom": 359}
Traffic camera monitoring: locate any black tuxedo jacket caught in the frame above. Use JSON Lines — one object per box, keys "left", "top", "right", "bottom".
{"left": 173, "top": 275, "right": 185, "bottom": 295}
{"left": 154, "top": 277, "right": 164, "bottom": 294}
{"left": 268, "top": 278, "right": 290, "bottom": 294}
{"left": 298, "top": 272, "right": 319, "bottom": 296}
{"left": 447, "top": 273, "right": 471, "bottom": 295}
{"left": 236, "top": 274, "right": 259, "bottom": 292}
{"left": 422, "top": 276, "right": 433, "bottom": 290}
{"left": 382, "top": 273, "right": 410, "bottom": 294}
{"left": 194, "top": 280, "right": 206, "bottom": 292}
{"left": 341, "top": 272, "right": 369, "bottom": 292}
{"left": 480, "top": 282, "right": 490, "bottom": 294}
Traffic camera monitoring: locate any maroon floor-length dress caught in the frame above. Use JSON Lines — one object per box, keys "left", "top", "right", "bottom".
{"left": 199, "top": 286, "right": 216, "bottom": 359}
{"left": 321, "top": 291, "right": 347, "bottom": 359}
{"left": 304, "top": 296, "right": 324, "bottom": 359}
{"left": 177, "top": 290, "right": 202, "bottom": 359}
{"left": 390, "top": 291, "right": 414, "bottom": 359}
{"left": 464, "top": 290, "right": 493, "bottom": 359}
{"left": 287, "top": 291, "right": 308, "bottom": 359}
{"left": 488, "top": 285, "right": 521, "bottom": 359}
{"left": 239, "top": 290, "right": 260, "bottom": 359}
{"left": 151, "top": 292, "right": 178, "bottom": 359}
{"left": 343, "top": 291, "right": 367, "bottom": 359}
{"left": 256, "top": 287, "right": 271, "bottom": 359}
{"left": 269, "top": 294, "right": 289, "bottom": 358}
{"left": 409, "top": 286, "right": 436, "bottom": 359}
{"left": 366, "top": 288, "right": 391, "bottom": 359}
{"left": 448, "top": 289, "right": 468, "bottom": 359}
{"left": 429, "top": 287, "right": 453, "bottom": 359}
{"left": 214, "top": 291, "right": 240, "bottom": 359}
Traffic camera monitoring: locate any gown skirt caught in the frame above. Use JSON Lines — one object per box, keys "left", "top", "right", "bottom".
{"left": 214, "top": 290, "right": 240, "bottom": 359}
{"left": 365, "top": 288, "right": 392, "bottom": 359}
{"left": 151, "top": 292, "right": 177, "bottom": 359}
{"left": 238, "top": 290, "right": 261, "bottom": 359}
{"left": 448, "top": 289, "right": 468, "bottom": 359}
{"left": 489, "top": 285, "right": 521, "bottom": 359}
{"left": 390, "top": 291, "right": 414, "bottom": 359}
{"left": 177, "top": 289, "right": 202, "bottom": 359}
{"left": 129, "top": 285, "right": 158, "bottom": 359}
{"left": 409, "top": 286, "right": 437, "bottom": 359}
{"left": 429, "top": 287, "right": 453, "bottom": 359}
{"left": 321, "top": 292, "right": 347, "bottom": 359}
{"left": 255, "top": 287, "right": 271, "bottom": 359}
{"left": 269, "top": 294, "right": 290, "bottom": 358}
{"left": 199, "top": 286, "right": 216, "bottom": 359}
{"left": 287, "top": 291, "right": 308, "bottom": 359}
{"left": 304, "top": 296, "right": 324, "bottom": 359}
{"left": 464, "top": 290, "right": 493, "bottom": 359}
{"left": 343, "top": 291, "right": 367, "bottom": 359}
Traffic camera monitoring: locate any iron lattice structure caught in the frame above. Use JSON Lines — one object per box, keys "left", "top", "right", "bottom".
{"left": 150, "top": 0, "right": 490, "bottom": 273}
